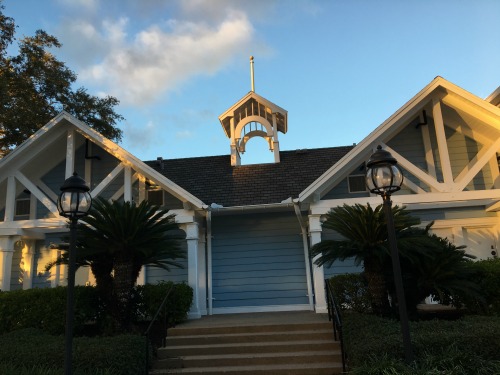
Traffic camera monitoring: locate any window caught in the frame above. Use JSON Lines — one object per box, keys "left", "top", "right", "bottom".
{"left": 348, "top": 175, "right": 367, "bottom": 193}
{"left": 147, "top": 189, "right": 164, "bottom": 206}
{"left": 15, "top": 193, "right": 31, "bottom": 219}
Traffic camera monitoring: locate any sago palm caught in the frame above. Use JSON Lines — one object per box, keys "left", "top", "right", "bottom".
{"left": 310, "top": 203, "right": 435, "bottom": 315}
{"left": 48, "top": 198, "right": 185, "bottom": 329}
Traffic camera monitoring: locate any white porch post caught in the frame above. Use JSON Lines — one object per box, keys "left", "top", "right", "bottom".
{"left": 309, "top": 214, "right": 327, "bottom": 313}
{"left": 182, "top": 222, "right": 201, "bottom": 319}
{"left": 197, "top": 230, "right": 207, "bottom": 316}
{"left": 22, "top": 241, "right": 35, "bottom": 290}
{"left": 0, "top": 237, "right": 17, "bottom": 291}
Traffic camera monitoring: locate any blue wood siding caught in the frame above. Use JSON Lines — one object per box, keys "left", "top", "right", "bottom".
{"left": 211, "top": 212, "right": 308, "bottom": 308}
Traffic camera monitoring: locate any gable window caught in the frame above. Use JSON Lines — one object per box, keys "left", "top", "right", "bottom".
{"left": 15, "top": 191, "right": 31, "bottom": 219}
{"left": 348, "top": 175, "right": 367, "bottom": 193}
{"left": 147, "top": 189, "right": 164, "bottom": 206}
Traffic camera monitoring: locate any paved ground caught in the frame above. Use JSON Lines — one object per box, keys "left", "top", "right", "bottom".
{"left": 175, "top": 310, "right": 331, "bottom": 329}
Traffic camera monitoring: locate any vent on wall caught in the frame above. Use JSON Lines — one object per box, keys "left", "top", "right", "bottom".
{"left": 348, "top": 175, "right": 367, "bottom": 193}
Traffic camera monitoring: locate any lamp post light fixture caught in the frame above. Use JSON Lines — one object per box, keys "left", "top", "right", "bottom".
{"left": 366, "top": 145, "right": 414, "bottom": 363}
{"left": 58, "top": 172, "right": 92, "bottom": 375}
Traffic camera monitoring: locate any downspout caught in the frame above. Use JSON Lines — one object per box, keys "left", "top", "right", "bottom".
{"left": 293, "top": 200, "right": 314, "bottom": 311}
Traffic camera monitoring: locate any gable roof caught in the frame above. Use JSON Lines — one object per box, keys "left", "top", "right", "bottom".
{"left": 145, "top": 146, "right": 353, "bottom": 207}
{"left": 0, "top": 112, "right": 206, "bottom": 209}
{"left": 298, "top": 76, "right": 500, "bottom": 203}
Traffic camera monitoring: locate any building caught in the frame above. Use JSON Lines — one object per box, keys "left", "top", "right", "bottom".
{"left": 0, "top": 76, "right": 499, "bottom": 318}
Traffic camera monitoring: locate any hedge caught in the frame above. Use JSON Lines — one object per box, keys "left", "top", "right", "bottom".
{"left": 0, "top": 286, "right": 100, "bottom": 335}
{"left": 0, "top": 282, "right": 193, "bottom": 336}
{"left": 0, "top": 328, "right": 148, "bottom": 375}
{"left": 343, "top": 312, "right": 500, "bottom": 374}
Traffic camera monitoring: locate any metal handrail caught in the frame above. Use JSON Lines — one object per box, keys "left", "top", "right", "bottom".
{"left": 143, "top": 285, "right": 175, "bottom": 375}
{"left": 325, "top": 279, "right": 347, "bottom": 373}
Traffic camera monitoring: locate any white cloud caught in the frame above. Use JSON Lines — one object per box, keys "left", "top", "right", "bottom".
{"left": 122, "top": 120, "right": 159, "bottom": 149}
{"left": 55, "top": 0, "right": 98, "bottom": 12}
{"left": 176, "top": 130, "right": 193, "bottom": 139}
{"left": 71, "top": 10, "right": 253, "bottom": 106}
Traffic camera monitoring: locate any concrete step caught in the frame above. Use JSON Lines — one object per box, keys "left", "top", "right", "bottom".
{"left": 167, "top": 322, "right": 331, "bottom": 336}
{"left": 158, "top": 339, "right": 339, "bottom": 357}
{"left": 150, "top": 361, "right": 344, "bottom": 374}
{"left": 153, "top": 350, "right": 342, "bottom": 369}
{"left": 150, "top": 313, "right": 344, "bottom": 375}
{"left": 164, "top": 329, "right": 333, "bottom": 346}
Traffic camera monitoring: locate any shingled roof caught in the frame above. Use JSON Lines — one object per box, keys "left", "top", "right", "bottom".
{"left": 144, "top": 146, "right": 354, "bottom": 207}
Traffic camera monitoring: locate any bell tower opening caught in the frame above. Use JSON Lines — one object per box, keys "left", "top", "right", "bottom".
{"left": 218, "top": 57, "right": 288, "bottom": 166}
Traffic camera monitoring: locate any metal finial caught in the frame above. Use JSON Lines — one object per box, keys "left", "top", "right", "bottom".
{"left": 250, "top": 56, "right": 255, "bottom": 92}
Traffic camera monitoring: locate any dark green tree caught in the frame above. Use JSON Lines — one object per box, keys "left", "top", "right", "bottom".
{"left": 47, "top": 198, "right": 186, "bottom": 330}
{"left": 0, "top": 1, "right": 123, "bottom": 156}
{"left": 310, "top": 203, "right": 436, "bottom": 315}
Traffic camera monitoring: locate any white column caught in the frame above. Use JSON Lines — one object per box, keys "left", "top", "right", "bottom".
{"left": 197, "top": 231, "right": 207, "bottom": 316}
{"left": 182, "top": 222, "right": 201, "bottom": 319}
{"left": 136, "top": 267, "right": 146, "bottom": 286}
{"left": 124, "top": 166, "right": 132, "bottom": 202}
{"left": 4, "top": 176, "right": 16, "bottom": 222}
{"left": 0, "top": 237, "right": 16, "bottom": 291}
{"left": 309, "top": 214, "right": 327, "bottom": 313}
{"left": 272, "top": 113, "right": 280, "bottom": 163}
{"left": 230, "top": 117, "right": 241, "bottom": 166}
{"left": 22, "top": 241, "right": 35, "bottom": 290}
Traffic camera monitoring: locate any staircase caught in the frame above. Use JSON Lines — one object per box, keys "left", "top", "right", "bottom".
{"left": 149, "top": 311, "right": 344, "bottom": 374}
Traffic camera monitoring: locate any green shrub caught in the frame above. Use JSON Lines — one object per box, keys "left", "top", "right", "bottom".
{"left": 343, "top": 312, "right": 500, "bottom": 373}
{"left": 0, "top": 286, "right": 100, "bottom": 335}
{"left": 0, "top": 282, "right": 192, "bottom": 337}
{"left": 136, "top": 281, "right": 193, "bottom": 326}
{"left": 464, "top": 258, "right": 500, "bottom": 315}
{"left": 329, "top": 274, "right": 372, "bottom": 313}
{"left": 0, "top": 328, "right": 148, "bottom": 374}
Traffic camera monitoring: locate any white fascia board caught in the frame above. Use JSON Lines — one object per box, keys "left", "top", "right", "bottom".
{"left": 310, "top": 189, "right": 500, "bottom": 215}
{"left": 299, "top": 77, "right": 500, "bottom": 203}
{"left": 67, "top": 116, "right": 206, "bottom": 209}
{"left": 0, "top": 117, "right": 69, "bottom": 179}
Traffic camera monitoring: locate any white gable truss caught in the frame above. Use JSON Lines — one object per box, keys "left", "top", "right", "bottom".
{"left": 0, "top": 111, "right": 206, "bottom": 238}
{"left": 299, "top": 77, "right": 500, "bottom": 214}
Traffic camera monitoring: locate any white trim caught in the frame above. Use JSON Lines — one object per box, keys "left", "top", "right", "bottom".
{"left": 454, "top": 137, "right": 500, "bottom": 192}
{"left": 0, "top": 112, "right": 206, "bottom": 209}
{"left": 430, "top": 217, "right": 499, "bottom": 229}
{"left": 310, "top": 189, "right": 500, "bottom": 215}
{"left": 299, "top": 77, "right": 500, "bottom": 203}
{"left": 90, "top": 163, "right": 124, "bottom": 198}
{"left": 65, "top": 129, "right": 75, "bottom": 179}
{"left": 432, "top": 98, "right": 454, "bottom": 186}
{"left": 382, "top": 143, "right": 445, "bottom": 192}
{"left": 211, "top": 304, "right": 311, "bottom": 315}
{"left": 4, "top": 176, "right": 16, "bottom": 222}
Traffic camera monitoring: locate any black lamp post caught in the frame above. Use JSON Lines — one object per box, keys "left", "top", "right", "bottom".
{"left": 58, "top": 172, "right": 92, "bottom": 375}
{"left": 366, "top": 145, "right": 414, "bottom": 363}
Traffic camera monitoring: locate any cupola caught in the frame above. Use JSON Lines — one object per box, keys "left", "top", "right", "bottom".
{"left": 218, "top": 57, "right": 288, "bottom": 166}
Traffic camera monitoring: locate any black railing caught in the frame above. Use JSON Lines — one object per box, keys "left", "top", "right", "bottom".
{"left": 143, "top": 284, "right": 175, "bottom": 375}
{"left": 325, "top": 279, "right": 347, "bottom": 373}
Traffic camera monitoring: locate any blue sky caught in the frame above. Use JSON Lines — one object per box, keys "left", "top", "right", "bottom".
{"left": 3, "top": 0, "right": 500, "bottom": 164}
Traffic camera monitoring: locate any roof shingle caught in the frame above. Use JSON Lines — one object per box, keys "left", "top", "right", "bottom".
{"left": 144, "top": 146, "right": 353, "bottom": 207}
